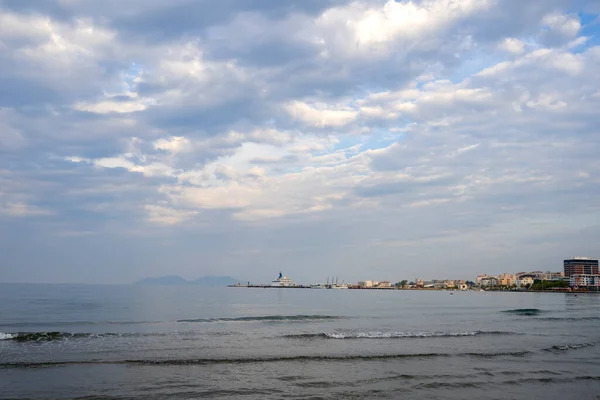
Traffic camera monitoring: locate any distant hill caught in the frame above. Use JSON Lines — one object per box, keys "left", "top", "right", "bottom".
{"left": 135, "top": 275, "right": 239, "bottom": 286}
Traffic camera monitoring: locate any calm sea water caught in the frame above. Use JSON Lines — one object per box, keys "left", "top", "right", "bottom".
{"left": 1, "top": 284, "right": 600, "bottom": 399}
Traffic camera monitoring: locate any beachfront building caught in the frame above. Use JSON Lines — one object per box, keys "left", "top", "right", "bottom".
{"left": 377, "top": 281, "right": 392, "bottom": 288}
{"left": 358, "top": 280, "right": 373, "bottom": 288}
{"left": 516, "top": 275, "right": 534, "bottom": 288}
{"left": 532, "top": 271, "right": 564, "bottom": 280}
{"left": 550, "top": 271, "right": 565, "bottom": 280}
{"left": 564, "top": 258, "right": 599, "bottom": 277}
{"left": 480, "top": 277, "right": 498, "bottom": 287}
{"left": 497, "top": 273, "right": 517, "bottom": 286}
{"left": 433, "top": 280, "right": 445, "bottom": 289}
{"left": 570, "top": 274, "right": 600, "bottom": 288}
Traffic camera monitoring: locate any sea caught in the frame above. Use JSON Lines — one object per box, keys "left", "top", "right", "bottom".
{"left": 1, "top": 284, "right": 600, "bottom": 399}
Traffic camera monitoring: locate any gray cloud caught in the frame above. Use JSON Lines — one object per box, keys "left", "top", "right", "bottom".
{"left": 1, "top": 0, "right": 599, "bottom": 284}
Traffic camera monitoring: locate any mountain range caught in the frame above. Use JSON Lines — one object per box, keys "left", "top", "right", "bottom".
{"left": 135, "top": 275, "right": 239, "bottom": 286}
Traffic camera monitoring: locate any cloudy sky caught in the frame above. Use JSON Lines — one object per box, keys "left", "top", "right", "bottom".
{"left": 1, "top": 0, "right": 599, "bottom": 284}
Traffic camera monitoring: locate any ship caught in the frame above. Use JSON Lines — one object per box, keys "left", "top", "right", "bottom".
{"left": 271, "top": 272, "right": 294, "bottom": 287}
{"left": 327, "top": 276, "right": 348, "bottom": 289}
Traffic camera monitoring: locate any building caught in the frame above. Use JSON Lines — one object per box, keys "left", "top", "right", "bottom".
{"left": 480, "top": 277, "right": 498, "bottom": 287}
{"left": 516, "top": 275, "right": 534, "bottom": 288}
{"left": 433, "top": 280, "right": 445, "bottom": 289}
{"left": 570, "top": 274, "right": 600, "bottom": 288}
{"left": 564, "top": 258, "right": 599, "bottom": 277}
{"left": 497, "top": 273, "right": 517, "bottom": 286}
{"left": 377, "top": 281, "right": 392, "bottom": 288}
{"left": 358, "top": 280, "right": 373, "bottom": 288}
{"left": 550, "top": 271, "right": 565, "bottom": 280}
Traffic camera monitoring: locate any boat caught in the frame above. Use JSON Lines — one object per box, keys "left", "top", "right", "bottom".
{"left": 271, "top": 272, "right": 294, "bottom": 287}
{"left": 328, "top": 277, "right": 348, "bottom": 289}
{"left": 330, "top": 283, "right": 349, "bottom": 289}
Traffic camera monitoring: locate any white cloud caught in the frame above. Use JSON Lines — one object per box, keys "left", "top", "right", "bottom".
{"left": 477, "top": 48, "right": 586, "bottom": 77}
{"left": 541, "top": 13, "right": 581, "bottom": 38}
{"left": 525, "top": 94, "right": 568, "bottom": 110}
{"left": 315, "top": 0, "right": 492, "bottom": 57}
{"left": 154, "top": 136, "right": 191, "bottom": 153}
{"left": 0, "top": 11, "right": 115, "bottom": 67}
{"left": 73, "top": 98, "right": 154, "bottom": 114}
{"left": 498, "top": 37, "right": 525, "bottom": 54}
{"left": 284, "top": 101, "right": 358, "bottom": 127}
{"left": 567, "top": 36, "right": 589, "bottom": 49}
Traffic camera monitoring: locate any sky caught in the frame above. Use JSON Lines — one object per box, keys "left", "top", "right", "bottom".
{"left": 1, "top": 0, "right": 599, "bottom": 285}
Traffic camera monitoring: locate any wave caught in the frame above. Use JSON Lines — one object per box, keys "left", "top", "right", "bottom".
{"left": 0, "top": 331, "right": 122, "bottom": 342}
{"left": 536, "top": 316, "right": 600, "bottom": 321}
{"left": 0, "top": 331, "right": 238, "bottom": 343}
{"left": 0, "top": 351, "right": 532, "bottom": 369}
{"left": 0, "top": 331, "right": 173, "bottom": 342}
{"left": 544, "top": 342, "right": 596, "bottom": 352}
{"left": 0, "top": 332, "right": 16, "bottom": 340}
{"left": 502, "top": 376, "right": 600, "bottom": 385}
{"left": 415, "top": 381, "right": 482, "bottom": 389}
{"left": 177, "top": 315, "right": 344, "bottom": 323}
{"left": 282, "top": 331, "right": 519, "bottom": 339}
{"left": 501, "top": 308, "right": 543, "bottom": 316}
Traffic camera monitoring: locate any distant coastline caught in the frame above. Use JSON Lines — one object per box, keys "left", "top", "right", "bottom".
{"left": 228, "top": 284, "right": 598, "bottom": 293}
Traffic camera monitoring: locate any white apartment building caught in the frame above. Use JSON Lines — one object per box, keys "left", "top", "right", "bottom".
{"left": 570, "top": 274, "right": 600, "bottom": 287}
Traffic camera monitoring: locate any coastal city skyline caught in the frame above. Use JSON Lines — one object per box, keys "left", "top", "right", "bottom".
{"left": 226, "top": 256, "right": 599, "bottom": 290}
{"left": 1, "top": 1, "right": 599, "bottom": 284}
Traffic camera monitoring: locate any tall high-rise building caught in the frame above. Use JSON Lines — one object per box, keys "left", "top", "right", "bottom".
{"left": 564, "top": 257, "right": 599, "bottom": 277}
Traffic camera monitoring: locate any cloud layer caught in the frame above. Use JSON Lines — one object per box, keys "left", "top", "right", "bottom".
{"left": 1, "top": 0, "right": 599, "bottom": 283}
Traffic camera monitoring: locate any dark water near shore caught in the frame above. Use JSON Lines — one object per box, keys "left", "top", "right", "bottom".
{"left": 1, "top": 284, "right": 600, "bottom": 399}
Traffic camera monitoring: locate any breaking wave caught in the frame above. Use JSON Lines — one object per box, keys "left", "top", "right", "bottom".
{"left": 501, "top": 308, "right": 543, "bottom": 316}
{"left": 0, "top": 332, "right": 16, "bottom": 340}
{"left": 0, "top": 351, "right": 533, "bottom": 369}
{"left": 0, "top": 331, "right": 164, "bottom": 342}
{"left": 283, "top": 331, "right": 519, "bottom": 339}
{"left": 0, "top": 331, "right": 120, "bottom": 342}
{"left": 177, "top": 315, "right": 344, "bottom": 323}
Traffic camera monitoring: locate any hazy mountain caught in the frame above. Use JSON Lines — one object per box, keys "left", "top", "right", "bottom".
{"left": 135, "top": 275, "right": 239, "bottom": 286}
